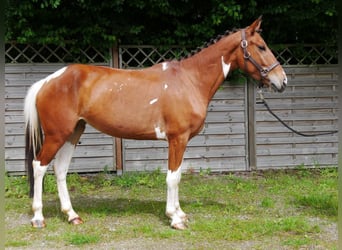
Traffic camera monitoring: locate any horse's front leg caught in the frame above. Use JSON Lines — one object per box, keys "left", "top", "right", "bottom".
{"left": 54, "top": 142, "right": 83, "bottom": 225}
{"left": 166, "top": 167, "right": 188, "bottom": 229}
{"left": 166, "top": 136, "right": 188, "bottom": 230}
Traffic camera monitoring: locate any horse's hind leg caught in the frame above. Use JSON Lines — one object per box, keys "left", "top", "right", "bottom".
{"left": 31, "top": 136, "right": 66, "bottom": 228}
{"left": 31, "top": 160, "right": 48, "bottom": 228}
{"left": 54, "top": 120, "right": 85, "bottom": 225}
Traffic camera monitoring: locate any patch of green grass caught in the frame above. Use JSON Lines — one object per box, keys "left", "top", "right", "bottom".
{"left": 260, "top": 197, "right": 275, "bottom": 208}
{"left": 43, "top": 174, "right": 58, "bottom": 193}
{"left": 282, "top": 236, "right": 312, "bottom": 248}
{"left": 65, "top": 232, "right": 100, "bottom": 245}
{"left": 190, "top": 215, "right": 319, "bottom": 242}
{"left": 5, "top": 240, "right": 29, "bottom": 248}
{"left": 294, "top": 193, "right": 337, "bottom": 217}
{"left": 274, "top": 216, "right": 320, "bottom": 234}
{"left": 5, "top": 168, "right": 337, "bottom": 249}
{"left": 5, "top": 174, "right": 29, "bottom": 198}
{"left": 113, "top": 169, "right": 164, "bottom": 188}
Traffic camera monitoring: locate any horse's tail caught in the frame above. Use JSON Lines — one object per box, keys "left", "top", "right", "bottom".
{"left": 24, "top": 80, "right": 45, "bottom": 198}
{"left": 24, "top": 67, "right": 67, "bottom": 197}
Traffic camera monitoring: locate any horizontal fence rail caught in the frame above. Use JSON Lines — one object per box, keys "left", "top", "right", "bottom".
{"left": 4, "top": 43, "right": 339, "bottom": 175}
{"left": 5, "top": 42, "right": 109, "bottom": 64}
{"left": 5, "top": 43, "right": 337, "bottom": 65}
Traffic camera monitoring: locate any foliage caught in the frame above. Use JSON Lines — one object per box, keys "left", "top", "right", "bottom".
{"left": 242, "top": 0, "right": 337, "bottom": 45}
{"left": 5, "top": 0, "right": 337, "bottom": 52}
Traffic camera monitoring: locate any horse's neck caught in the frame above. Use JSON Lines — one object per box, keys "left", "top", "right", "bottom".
{"left": 180, "top": 33, "right": 240, "bottom": 104}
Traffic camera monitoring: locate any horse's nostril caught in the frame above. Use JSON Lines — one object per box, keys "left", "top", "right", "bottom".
{"left": 272, "top": 83, "right": 286, "bottom": 93}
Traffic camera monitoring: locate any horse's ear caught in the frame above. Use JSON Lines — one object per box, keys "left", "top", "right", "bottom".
{"left": 247, "top": 15, "right": 263, "bottom": 35}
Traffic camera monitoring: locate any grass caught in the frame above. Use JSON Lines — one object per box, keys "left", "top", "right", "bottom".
{"left": 65, "top": 233, "right": 100, "bottom": 245}
{"left": 5, "top": 167, "right": 337, "bottom": 249}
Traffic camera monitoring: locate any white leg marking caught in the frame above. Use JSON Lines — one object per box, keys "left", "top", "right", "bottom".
{"left": 166, "top": 167, "right": 187, "bottom": 228}
{"left": 149, "top": 98, "right": 158, "bottom": 105}
{"left": 221, "top": 56, "right": 231, "bottom": 78}
{"left": 154, "top": 126, "right": 167, "bottom": 140}
{"left": 31, "top": 160, "right": 48, "bottom": 225}
{"left": 54, "top": 142, "right": 80, "bottom": 222}
{"left": 162, "top": 62, "right": 169, "bottom": 71}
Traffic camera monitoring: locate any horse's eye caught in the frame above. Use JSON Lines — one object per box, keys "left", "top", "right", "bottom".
{"left": 258, "top": 45, "right": 266, "bottom": 51}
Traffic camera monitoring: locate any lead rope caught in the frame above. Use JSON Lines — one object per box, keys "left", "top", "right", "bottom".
{"left": 257, "top": 89, "right": 338, "bottom": 137}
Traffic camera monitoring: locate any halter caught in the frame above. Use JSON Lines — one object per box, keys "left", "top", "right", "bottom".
{"left": 241, "top": 29, "right": 280, "bottom": 79}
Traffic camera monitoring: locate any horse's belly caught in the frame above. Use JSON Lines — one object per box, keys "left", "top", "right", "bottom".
{"left": 83, "top": 111, "right": 162, "bottom": 140}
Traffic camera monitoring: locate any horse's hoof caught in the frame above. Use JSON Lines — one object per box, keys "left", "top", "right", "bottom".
{"left": 171, "top": 222, "right": 187, "bottom": 230}
{"left": 69, "top": 217, "right": 84, "bottom": 225}
{"left": 31, "top": 220, "right": 46, "bottom": 228}
{"left": 181, "top": 215, "right": 189, "bottom": 223}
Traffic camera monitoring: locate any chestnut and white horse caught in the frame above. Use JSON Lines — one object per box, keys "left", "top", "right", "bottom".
{"left": 25, "top": 17, "right": 287, "bottom": 230}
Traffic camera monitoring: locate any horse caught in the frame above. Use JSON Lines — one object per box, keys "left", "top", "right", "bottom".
{"left": 24, "top": 17, "right": 287, "bottom": 230}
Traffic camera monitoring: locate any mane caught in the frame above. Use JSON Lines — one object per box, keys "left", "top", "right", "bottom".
{"left": 182, "top": 28, "right": 240, "bottom": 60}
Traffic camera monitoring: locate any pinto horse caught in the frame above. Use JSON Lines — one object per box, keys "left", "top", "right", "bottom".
{"left": 25, "top": 17, "right": 287, "bottom": 230}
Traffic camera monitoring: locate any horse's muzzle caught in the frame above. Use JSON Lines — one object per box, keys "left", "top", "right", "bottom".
{"left": 271, "top": 82, "right": 286, "bottom": 93}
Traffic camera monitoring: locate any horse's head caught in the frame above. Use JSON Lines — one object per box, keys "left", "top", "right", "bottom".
{"left": 236, "top": 16, "right": 287, "bottom": 92}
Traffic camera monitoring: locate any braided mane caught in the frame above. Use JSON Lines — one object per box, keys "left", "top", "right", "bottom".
{"left": 183, "top": 28, "right": 239, "bottom": 59}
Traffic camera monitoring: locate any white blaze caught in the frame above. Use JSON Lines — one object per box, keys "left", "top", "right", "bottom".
{"left": 221, "top": 56, "right": 231, "bottom": 78}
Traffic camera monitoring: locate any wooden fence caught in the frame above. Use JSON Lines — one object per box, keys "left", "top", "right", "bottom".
{"left": 4, "top": 43, "right": 338, "bottom": 174}
{"left": 254, "top": 66, "right": 338, "bottom": 169}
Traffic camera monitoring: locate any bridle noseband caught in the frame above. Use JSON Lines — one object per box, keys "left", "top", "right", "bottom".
{"left": 241, "top": 29, "right": 280, "bottom": 79}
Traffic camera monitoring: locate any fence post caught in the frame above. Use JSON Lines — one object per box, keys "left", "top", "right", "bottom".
{"left": 110, "top": 44, "right": 123, "bottom": 175}
{"left": 247, "top": 78, "right": 257, "bottom": 170}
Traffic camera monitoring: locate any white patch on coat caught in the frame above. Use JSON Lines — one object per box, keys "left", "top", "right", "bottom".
{"left": 154, "top": 126, "right": 166, "bottom": 140}
{"left": 164, "top": 83, "right": 168, "bottom": 89}
{"left": 150, "top": 98, "right": 158, "bottom": 105}
{"left": 119, "top": 83, "right": 124, "bottom": 91}
{"left": 45, "top": 67, "right": 67, "bottom": 82}
{"left": 221, "top": 56, "right": 231, "bottom": 78}
{"left": 162, "top": 62, "right": 169, "bottom": 71}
